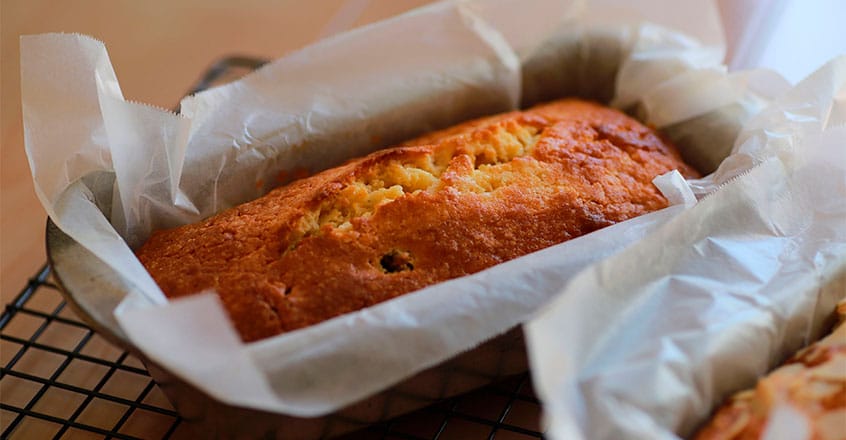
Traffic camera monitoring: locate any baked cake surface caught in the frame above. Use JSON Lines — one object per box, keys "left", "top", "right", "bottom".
{"left": 136, "top": 99, "right": 698, "bottom": 342}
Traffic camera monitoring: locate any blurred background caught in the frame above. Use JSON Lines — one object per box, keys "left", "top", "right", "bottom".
{"left": 1, "top": 0, "right": 844, "bottom": 305}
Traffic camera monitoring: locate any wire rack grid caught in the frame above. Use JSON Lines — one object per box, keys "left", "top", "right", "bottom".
{"left": 0, "top": 57, "right": 545, "bottom": 440}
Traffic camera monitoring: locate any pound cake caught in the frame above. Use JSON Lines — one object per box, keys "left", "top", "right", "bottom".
{"left": 695, "top": 301, "right": 846, "bottom": 440}
{"left": 136, "top": 99, "right": 699, "bottom": 342}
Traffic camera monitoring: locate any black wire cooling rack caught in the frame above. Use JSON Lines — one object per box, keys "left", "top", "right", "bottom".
{"left": 0, "top": 57, "right": 544, "bottom": 440}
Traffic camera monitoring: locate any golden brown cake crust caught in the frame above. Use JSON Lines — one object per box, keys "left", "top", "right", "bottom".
{"left": 136, "top": 99, "right": 698, "bottom": 342}
{"left": 694, "top": 302, "right": 846, "bottom": 440}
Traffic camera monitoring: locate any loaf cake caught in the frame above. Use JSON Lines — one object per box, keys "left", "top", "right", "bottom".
{"left": 695, "top": 301, "right": 846, "bottom": 440}
{"left": 136, "top": 99, "right": 698, "bottom": 342}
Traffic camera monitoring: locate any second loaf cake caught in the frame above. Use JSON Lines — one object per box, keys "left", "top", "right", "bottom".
{"left": 136, "top": 99, "right": 699, "bottom": 342}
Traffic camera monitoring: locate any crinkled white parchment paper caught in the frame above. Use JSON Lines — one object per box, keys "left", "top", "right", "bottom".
{"left": 21, "top": 0, "right": 795, "bottom": 419}
{"left": 526, "top": 57, "right": 846, "bottom": 439}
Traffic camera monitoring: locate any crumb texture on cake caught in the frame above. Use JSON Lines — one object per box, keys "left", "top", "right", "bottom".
{"left": 136, "top": 99, "right": 699, "bottom": 342}
{"left": 289, "top": 122, "right": 541, "bottom": 247}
